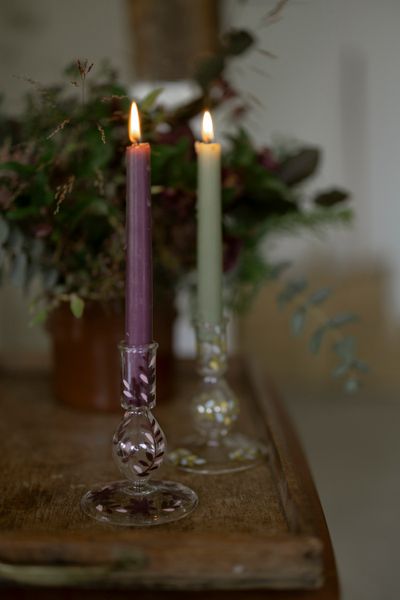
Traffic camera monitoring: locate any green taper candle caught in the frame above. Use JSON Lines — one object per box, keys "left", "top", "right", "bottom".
{"left": 195, "top": 111, "right": 222, "bottom": 324}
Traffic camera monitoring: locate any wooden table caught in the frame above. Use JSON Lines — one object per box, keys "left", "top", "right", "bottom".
{"left": 0, "top": 361, "right": 339, "bottom": 599}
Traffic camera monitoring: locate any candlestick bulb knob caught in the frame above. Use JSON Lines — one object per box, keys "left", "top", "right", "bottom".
{"left": 113, "top": 408, "right": 166, "bottom": 484}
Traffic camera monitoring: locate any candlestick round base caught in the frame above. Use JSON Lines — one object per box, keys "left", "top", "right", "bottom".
{"left": 81, "top": 480, "right": 198, "bottom": 527}
{"left": 169, "top": 433, "right": 267, "bottom": 474}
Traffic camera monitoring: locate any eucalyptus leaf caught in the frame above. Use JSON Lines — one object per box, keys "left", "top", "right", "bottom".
{"left": 277, "top": 278, "right": 307, "bottom": 308}
{"left": 333, "top": 336, "right": 355, "bottom": 362}
{"left": 0, "top": 217, "right": 9, "bottom": 244}
{"left": 344, "top": 378, "right": 360, "bottom": 393}
{"left": 25, "top": 261, "right": 39, "bottom": 290}
{"left": 332, "top": 362, "right": 350, "bottom": 379}
{"left": 70, "top": 294, "right": 84, "bottom": 319}
{"left": 353, "top": 359, "right": 369, "bottom": 374}
{"left": 329, "top": 313, "right": 359, "bottom": 328}
{"left": 308, "top": 288, "right": 331, "bottom": 306}
{"left": 7, "top": 227, "right": 24, "bottom": 251}
{"left": 269, "top": 261, "right": 291, "bottom": 280}
{"left": 309, "top": 326, "right": 326, "bottom": 354}
{"left": 10, "top": 252, "right": 28, "bottom": 287}
{"left": 30, "top": 238, "right": 45, "bottom": 260}
{"left": 291, "top": 307, "right": 306, "bottom": 336}
{"left": 140, "top": 88, "right": 163, "bottom": 112}
{"left": 42, "top": 268, "right": 58, "bottom": 290}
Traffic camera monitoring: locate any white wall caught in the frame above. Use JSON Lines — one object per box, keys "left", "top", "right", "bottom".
{"left": 223, "top": 0, "right": 400, "bottom": 316}
{"left": 0, "top": 0, "right": 132, "bottom": 111}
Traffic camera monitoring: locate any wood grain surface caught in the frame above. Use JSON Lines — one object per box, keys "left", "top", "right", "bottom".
{"left": 0, "top": 361, "right": 338, "bottom": 598}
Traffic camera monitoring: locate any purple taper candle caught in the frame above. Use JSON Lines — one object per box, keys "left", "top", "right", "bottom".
{"left": 125, "top": 102, "right": 153, "bottom": 346}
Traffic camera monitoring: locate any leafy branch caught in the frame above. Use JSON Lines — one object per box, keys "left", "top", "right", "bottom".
{"left": 0, "top": 35, "right": 354, "bottom": 341}
{"left": 278, "top": 279, "right": 369, "bottom": 392}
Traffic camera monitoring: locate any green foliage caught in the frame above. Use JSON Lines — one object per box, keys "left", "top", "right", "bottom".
{"left": 221, "top": 29, "right": 255, "bottom": 56}
{"left": 70, "top": 294, "right": 84, "bottom": 318}
{"left": 139, "top": 88, "right": 163, "bottom": 112}
{"left": 0, "top": 37, "right": 351, "bottom": 324}
{"left": 276, "top": 148, "right": 320, "bottom": 186}
{"left": 314, "top": 188, "right": 349, "bottom": 207}
{"left": 257, "top": 208, "right": 353, "bottom": 239}
{"left": 195, "top": 29, "right": 255, "bottom": 90}
{"left": 278, "top": 278, "right": 368, "bottom": 392}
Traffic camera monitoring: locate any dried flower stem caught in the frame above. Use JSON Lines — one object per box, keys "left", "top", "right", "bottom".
{"left": 76, "top": 59, "right": 93, "bottom": 105}
{"left": 101, "top": 94, "right": 128, "bottom": 103}
{"left": 47, "top": 119, "right": 70, "bottom": 140}
{"left": 54, "top": 175, "right": 75, "bottom": 214}
{"left": 96, "top": 122, "right": 106, "bottom": 144}
{"left": 94, "top": 169, "right": 104, "bottom": 194}
{"left": 264, "top": 0, "right": 290, "bottom": 25}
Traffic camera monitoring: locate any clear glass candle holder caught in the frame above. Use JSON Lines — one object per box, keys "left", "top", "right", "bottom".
{"left": 81, "top": 342, "right": 198, "bottom": 526}
{"left": 169, "top": 319, "right": 266, "bottom": 474}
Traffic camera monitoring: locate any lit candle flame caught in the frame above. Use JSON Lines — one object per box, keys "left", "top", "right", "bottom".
{"left": 129, "top": 101, "right": 141, "bottom": 143}
{"left": 202, "top": 110, "right": 214, "bottom": 143}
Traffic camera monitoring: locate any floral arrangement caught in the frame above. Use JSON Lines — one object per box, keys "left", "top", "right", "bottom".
{"left": 0, "top": 29, "right": 365, "bottom": 390}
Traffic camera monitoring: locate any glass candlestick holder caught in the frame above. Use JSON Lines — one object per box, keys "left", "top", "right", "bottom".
{"left": 169, "top": 319, "right": 266, "bottom": 474}
{"left": 81, "top": 342, "right": 198, "bottom": 526}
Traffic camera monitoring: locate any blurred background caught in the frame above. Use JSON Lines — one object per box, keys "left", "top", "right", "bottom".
{"left": 0, "top": 1, "right": 398, "bottom": 598}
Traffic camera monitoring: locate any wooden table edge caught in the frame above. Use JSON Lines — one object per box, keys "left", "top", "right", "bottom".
{"left": 245, "top": 359, "right": 340, "bottom": 600}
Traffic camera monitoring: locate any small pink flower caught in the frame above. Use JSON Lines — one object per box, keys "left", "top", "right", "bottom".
{"left": 33, "top": 223, "right": 52, "bottom": 238}
{"left": 257, "top": 148, "right": 278, "bottom": 171}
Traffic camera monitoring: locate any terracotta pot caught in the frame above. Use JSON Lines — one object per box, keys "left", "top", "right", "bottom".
{"left": 48, "top": 300, "right": 176, "bottom": 412}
